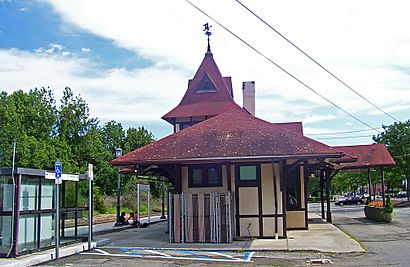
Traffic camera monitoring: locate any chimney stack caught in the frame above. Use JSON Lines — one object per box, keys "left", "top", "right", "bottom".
{"left": 242, "top": 81, "right": 255, "bottom": 116}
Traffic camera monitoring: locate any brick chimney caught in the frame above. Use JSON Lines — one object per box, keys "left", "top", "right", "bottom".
{"left": 242, "top": 81, "right": 255, "bottom": 116}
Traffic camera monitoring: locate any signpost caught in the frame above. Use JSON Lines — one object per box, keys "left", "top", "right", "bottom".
{"left": 54, "top": 161, "right": 62, "bottom": 259}
{"left": 87, "top": 163, "right": 93, "bottom": 251}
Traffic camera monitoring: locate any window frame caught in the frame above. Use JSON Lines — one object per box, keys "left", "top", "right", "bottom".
{"left": 188, "top": 164, "right": 223, "bottom": 188}
{"left": 236, "top": 163, "right": 261, "bottom": 186}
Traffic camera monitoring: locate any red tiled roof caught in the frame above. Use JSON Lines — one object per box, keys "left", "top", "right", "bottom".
{"left": 162, "top": 52, "right": 242, "bottom": 120}
{"left": 272, "top": 122, "right": 303, "bottom": 135}
{"left": 113, "top": 109, "right": 342, "bottom": 165}
{"left": 333, "top": 144, "right": 395, "bottom": 169}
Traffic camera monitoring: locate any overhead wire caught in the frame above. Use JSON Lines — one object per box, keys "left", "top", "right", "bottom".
{"left": 306, "top": 127, "right": 384, "bottom": 136}
{"left": 235, "top": 0, "right": 400, "bottom": 123}
{"left": 315, "top": 135, "right": 375, "bottom": 140}
{"left": 185, "top": 0, "right": 381, "bottom": 134}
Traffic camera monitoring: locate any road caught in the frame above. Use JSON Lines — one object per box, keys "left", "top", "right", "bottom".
{"left": 41, "top": 203, "right": 410, "bottom": 266}
{"left": 310, "top": 202, "right": 410, "bottom": 267}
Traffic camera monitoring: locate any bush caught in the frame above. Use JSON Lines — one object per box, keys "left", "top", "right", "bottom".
{"left": 384, "top": 195, "right": 393, "bottom": 213}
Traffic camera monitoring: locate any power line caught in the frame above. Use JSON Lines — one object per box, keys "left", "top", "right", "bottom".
{"left": 306, "top": 127, "right": 384, "bottom": 136}
{"left": 185, "top": 0, "right": 381, "bottom": 134}
{"left": 315, "top": 135, "right": 375, "bottom": 140}
{"left": 235, "top": 0, "right": 400, "bottom": 123}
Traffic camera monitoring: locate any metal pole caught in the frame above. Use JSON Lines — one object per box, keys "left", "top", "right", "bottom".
{"left": 55, "top": 183, "right": 59, "bottom": 259}
{"left": 137, "top": 184, "right": 140, "bottom": 223}
{"left": 160, "top": 177, "right": 166, "bottom": 219}
{"left": 115, "top": 167, "right": 121, "bottom": 226}
{"left": 7, "top": 140, "right": 16, "bottom": 257}
{"left": 181, "top": 193, "right": 184, "bottom": 243}
{"left": 88, "top": 175, "right": 92, "bottom": 250}
{"left": 168, "top": 193, "right": 172, "bottom": 243}
{"left": 148, "top": 190, "right": 151, "bottom": 223}
{"left": 227, "top": 191, "right": 231, "bottom": 242}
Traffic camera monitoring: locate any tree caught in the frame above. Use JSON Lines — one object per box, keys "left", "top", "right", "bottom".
{"left": 373, "top": 120, "right": 410, "bottom": 201}
{"left": 102, "top": 120, "right": 125, "bottom": 155}
{"left": 123, "top": 126, "right": 155, "bottom": 154}
{"left": 332, "top": 171, "right": 368, "bottom": 195}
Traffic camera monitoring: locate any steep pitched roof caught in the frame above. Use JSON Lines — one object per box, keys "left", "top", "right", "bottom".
{"left": 113, "top": 109, "right": 342, "bottom": 165}
{"left": 333, "top": 144, "right": 395, "bottom": 170}
{"left": 162, "top": 52, "right": 243, "bottom": 121}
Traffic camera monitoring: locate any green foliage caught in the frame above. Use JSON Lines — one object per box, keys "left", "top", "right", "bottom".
{"left": 332, "top": 171, "right": 368, "bottom": 194}
{"left": 0, "top": 87, "right": 156, "bottom": 208}
{"left": 373, "top": 120, "right": 410, "bottom": 191}
{"left": 384, "top": 195, "right": 393, "bottom": 213}
{"left": 123, "top": 127, "right": 155, "bottom": 153}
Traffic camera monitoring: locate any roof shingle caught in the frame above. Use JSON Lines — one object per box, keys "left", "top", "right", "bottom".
{"left": 113, "top": 109, "right": 342, "bottom": 165}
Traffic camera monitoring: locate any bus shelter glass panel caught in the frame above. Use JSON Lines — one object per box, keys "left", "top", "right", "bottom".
{"left": 20, "top": 176, "right": 39, "bottom": 211}
{"left": 18, "top": 214, "right": 38, "bottom": 252}
{"left": 0, "top": 176, "right": 13, "bottom": 255}
{"left": 40, "top": 213, "right": 54, "bottom": 247}
{"left": 41, "top": 180, "right": 54, "bottom": 210}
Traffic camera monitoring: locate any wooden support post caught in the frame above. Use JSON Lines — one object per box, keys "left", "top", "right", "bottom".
{"left": 325, "top": 170, "right": 332, "bottom": 224}
{"left": 279, "top": 160, "right": 287, "bottom": 238}
{"left": 381, "top": 167, "right": 386, "bottom": 206}
{"left": 367, "top": 168, "right": 372, "bottom": 202}
{"left": 320, "top": 170, "right": 325, "bottom": 220}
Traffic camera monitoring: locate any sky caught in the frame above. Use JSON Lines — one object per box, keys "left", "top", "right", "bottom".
{"left": 1, "top": 0, "right": 409, "bottom": 146}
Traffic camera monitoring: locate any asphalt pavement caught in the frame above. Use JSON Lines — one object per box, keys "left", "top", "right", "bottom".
{"left": 311, "top": 202, "right": 410, "bottom": 267}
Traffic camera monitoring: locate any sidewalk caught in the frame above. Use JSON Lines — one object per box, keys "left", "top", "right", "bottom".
{"left": 0, "top": 215, "right": 166, "bottom": 267}
{"left": 0, "top": 213, "right": 364, "bottom": 266}
{"left": 94, "top": 213, "right": 365, "bottom": 253}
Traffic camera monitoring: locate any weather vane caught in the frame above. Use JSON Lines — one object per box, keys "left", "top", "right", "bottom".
{"left": 203, "top": 23, "right": 212, "bottom": 53}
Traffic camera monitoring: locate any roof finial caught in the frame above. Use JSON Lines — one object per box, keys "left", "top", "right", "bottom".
{"left": 203, "top": 23, "right": 212, "bottom": 54}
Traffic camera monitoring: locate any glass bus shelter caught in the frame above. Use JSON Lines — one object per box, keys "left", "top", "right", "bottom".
{"left": 0, "top": 167, "right": 91, "bottom": 257}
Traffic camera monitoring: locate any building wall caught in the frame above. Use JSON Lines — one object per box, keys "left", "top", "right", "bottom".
{"left": 181, "top": 165, "right": 228, "bottom": 194}
{"left": 235, "top": 162, "right": 284, "bottom": 238}
{"left": 178, "top": 161, "right": 307, "bottom": 238}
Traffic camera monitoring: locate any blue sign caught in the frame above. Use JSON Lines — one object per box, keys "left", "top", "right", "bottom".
{"left": 55, "top": 161, "right": 62, "bottom": 179}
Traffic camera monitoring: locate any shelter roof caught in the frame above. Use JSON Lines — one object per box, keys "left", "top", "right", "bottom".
{"left": 333, "top": 144, "right": 395, "bottom": 170}
{"left": 162, "top": 51, "right": 243, "bottom": 121}
{"left": 113, "top": 109, "right": 342, "bottom": 166}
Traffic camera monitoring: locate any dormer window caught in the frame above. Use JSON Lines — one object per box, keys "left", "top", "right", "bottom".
{"left": 196, "top": 73, "right": 217, "bottom": 93}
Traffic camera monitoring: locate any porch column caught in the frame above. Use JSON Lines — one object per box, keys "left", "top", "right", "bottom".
{"left": 161, "top": 177, "right": 166, "bottom": 219}
{"left": 279, "top": 159, "right": 287, "bottom": 238}
{"left": 325, "top": 170, "right": 332, "bottom": 223}
{"left": 367, "top": 168, "right": 372, "bottom": 202}
{"left": 381, "top": 168, "right": 386, "bottom": 206}
{"left": 320, "top": 170, "right": 325, "bottom": 220}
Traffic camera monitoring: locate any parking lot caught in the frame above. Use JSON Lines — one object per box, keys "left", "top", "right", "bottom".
{"left": 82, "top": 247, "right": 254, "bottom": 263}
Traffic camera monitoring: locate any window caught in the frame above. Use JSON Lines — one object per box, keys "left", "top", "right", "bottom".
{"left": 192, "top": 168, "right": 203, "bottom": 185}
{"left": 188, "top": 165, "right": 222, "bottom": 187}
{"left": 239, "top": 166, "right": 257, "bottom": 181}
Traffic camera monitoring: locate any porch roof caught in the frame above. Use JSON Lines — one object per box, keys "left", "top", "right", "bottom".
{"left": 332, "top": 144, "right": 395, "bottom": 170}
{"left": 112, "top": 109, "right": 343, "bottom": 166}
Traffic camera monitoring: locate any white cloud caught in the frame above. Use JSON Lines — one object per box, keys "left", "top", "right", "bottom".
{"left": 0, "top": 48, "right": 187, "bottom": 123}
{"left": 300, "top": 114, "right": 336, "bottom": 124}
{"left": 2, "top": 0, "right": 410, "bottom": 141}
{"left": 81, "top": 47, "right": 91, "bottom": 52}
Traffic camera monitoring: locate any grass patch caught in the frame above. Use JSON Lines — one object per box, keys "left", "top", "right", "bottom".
{"left": 341, "top": 229, "right": 368, "bottom": 252}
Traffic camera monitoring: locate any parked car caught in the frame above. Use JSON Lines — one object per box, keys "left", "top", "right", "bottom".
{"left": 397, "top": 191, "right": 409, "bottom": 198}
{"left": 335, "top": 196, "right": 364, "bottom": 206}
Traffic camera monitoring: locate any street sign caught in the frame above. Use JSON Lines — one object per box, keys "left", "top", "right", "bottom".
{"left": 88, "top": 163, "right": 93, "bottom": 180}
{"left": 55, "top": 161, "right": 62, "bottom": 185}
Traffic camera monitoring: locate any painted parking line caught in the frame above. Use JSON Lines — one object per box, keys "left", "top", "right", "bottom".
{"left": 81, "top": 247, "right": 254, "bottom": 263}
